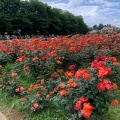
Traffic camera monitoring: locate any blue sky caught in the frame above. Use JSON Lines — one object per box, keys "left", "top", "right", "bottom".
{"left": 39, "top": 0, "right": 120, "bottom": 27}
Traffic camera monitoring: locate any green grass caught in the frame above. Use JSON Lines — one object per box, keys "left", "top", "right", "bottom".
{"left": 0, "top": 91, "right": 23, "bottom": 111}
{"left": 0, "top": 91, "right": 68, "bottom": 120}
{"left": 106, "top": 90, "right": 120, "bottom": 120}
{"left": 26, "top": 109, "right": 68, "bottom": 120}
{"left": 3, "top": 62, "right": 36, "bottom": 88}
{"left": 107, "top": 105, "right": 120, "bottom": 120}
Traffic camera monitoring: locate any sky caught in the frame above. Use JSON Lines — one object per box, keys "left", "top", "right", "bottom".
{"left": 39, "top": 0, "right": 120, "bottom": 28}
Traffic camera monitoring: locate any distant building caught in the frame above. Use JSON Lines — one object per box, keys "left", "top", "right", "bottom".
{"left": 101, "top": 27, "right": 114, "bottom": 33}
{"left": 89, "top": 30, "right": 99, "bottom": 34}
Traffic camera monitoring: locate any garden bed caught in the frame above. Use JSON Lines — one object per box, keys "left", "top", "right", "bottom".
{"left": 0, "top": 33, "right": 120, "bottom": 120}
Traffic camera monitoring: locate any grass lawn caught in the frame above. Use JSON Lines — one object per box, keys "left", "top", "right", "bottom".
{"left": 106, "top": 90, "right": 120, "bottom": 120}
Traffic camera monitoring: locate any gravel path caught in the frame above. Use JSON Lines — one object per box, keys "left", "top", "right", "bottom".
{"left": 0, "top": 112, "right": 7, "bottom": 120}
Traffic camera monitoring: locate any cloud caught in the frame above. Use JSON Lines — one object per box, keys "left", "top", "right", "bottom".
{"left": 38, "top": 0, "right": 120, "bottom": 27}
{"left": 89, "top": 0, "right": 107, "bottom": 4}
{"left": 100, "top": 8, "right": 120, "bottom": 16}
{"left": 39, "top": 0, "right": 62, "bottom": 4}
{"left": 68, "top": 0, "right": 85, "bottom": 7}
{"left": 89, "top": 0, "right": 120, "bottom": 7}
{"left": 113, "top": 19, "right": 120, "bottom": 26}
{"left": 45, "top": 1, "right": 100, "bottom": 17}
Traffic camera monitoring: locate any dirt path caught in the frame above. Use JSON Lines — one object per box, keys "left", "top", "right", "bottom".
{"left": 0, "top": 109, "right": 27, "bottom": 120}
{"left": 0, "top": 112, "right": 7, "bottom": 120}
{"left": 0, "top": 102, "right": 28, "bottom": 120}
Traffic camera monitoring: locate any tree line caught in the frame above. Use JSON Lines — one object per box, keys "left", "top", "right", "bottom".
{"left": 92, "top": 23, "right": 112, "bottom": 30}
{"left": 0, "top": 0, "right": 89, "bottom": 36}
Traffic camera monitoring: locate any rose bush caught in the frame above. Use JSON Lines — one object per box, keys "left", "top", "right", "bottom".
{"left": 0, "top": 33, "right": 120, "bottom": 119}
{"left": 48, "top": 58, "right": 119, "bottom": 120}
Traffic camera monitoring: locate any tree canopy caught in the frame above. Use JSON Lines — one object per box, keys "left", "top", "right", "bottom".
{"left": 0, "top": 0, "right": 89, "bottom": 35}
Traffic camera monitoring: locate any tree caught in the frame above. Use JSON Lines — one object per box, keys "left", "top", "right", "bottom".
{"left": 11, "top": 14, "right": 32, "bottom": 35}
{"left": 0, "top": 0, "right": 89, "bottom": 35}
{"left": 1, "top": 0, "right": 20, "bottom": 13}
{"left": 93, "top": 25, "right": 98, "bottom": 30}
{"left": 0, "top": 13, "right": 13, "bottom": 35}
{"left": 98, "top": 23, "right": 103, "bottom": 30}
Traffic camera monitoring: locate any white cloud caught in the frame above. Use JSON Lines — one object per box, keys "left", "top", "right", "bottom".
{"left": 89, "top": 0, "right": 107, "bottom": 4}
{"left": 100, "top": 8, "right": 120, "bottom": 16}
{"left": 49, "top": 2, "right": 68, "bottom": 11}
{"left": 87, "top": 6, "right": 99, "bottom": 17}
{"left": 68, "top": 0, "right": 85, "bottom": 7}
{"left": 113, "top": 19, "right": 120, "bottom": 23}
{"left": 38, "top": 0, "right": 120, "bottom": 27}
{"left": 113, "top": 19, "right": 120, "bottom": 26}
{"left": 89, "top": 0, "right": 120, "bottom": 7}
{"left": 46, "top": 1, "right": 100, "bottom": 17}
{"left": 39, "top": 0, "right": 61, "bottom": 4}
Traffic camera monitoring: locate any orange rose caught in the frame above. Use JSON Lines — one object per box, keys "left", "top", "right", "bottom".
{"left": 32, "top": 57, "right": 39, "bottom": 62}
{"left": 49, "top": 91, "right": 54, "bottom": 95}
{"left": 40, "top": 86, "right": 46, "bottom": 91}
{"left": 67, "top": 78, "right": 73, "bottom": 84}
{"left": 33, "top": 103, "right": 39, "bottom": 109}
{"left": 11, "top": 72, "right": 18, "bottom": 77}
{"left": 81, "top": 108, "right": 92, "bottom": 119}
{"left": 64, "top": 71, "right": 73, "bottom": 77}
{"left": 58, "top": 69, "right": 64, "bottom": 73}
{"left": 111, "top": 99, "right": 119, "bottom": 106}
{"left": 46, "top": 94, "right": 51, "bottom": 99}
{"left": 72, "top": 82, "right": 79, "bottom": 88}
{"left": 36, "top": 93, "right": 41, "bottom": 98}
{"left": 28, "top": 87, "right": 33, "bottom": 91}
{"left": 56, "top": 60, "right": 62, "bottom": 65}
{"left": 98, "top": 67, "right": 108, "bottom": 78}
{"left": 55, "top": 86, "right": 59, "bottom": 92}
{"left": 15, "top": 88, "right": 20, "bottom": 92}
{"left": 75, "top": 69, "right": 87, "bottom": 79}
{"left": 60, "top": 90, "right": 67, "bottom": 96}
{"left": 80, "top": 96, "right": 88, "bottom": 103}
{"left": 18, "top": 58, "right": 23, "bottom": 62}
{"left": 23, "top": 66, "right": 29, "bottom": 71}
{"left": 33, "top": 84, "right": 38, "bottom": 90}
{"left": 20, "top": 97, "right": 25, "bottom": 102}
{"left": 82, "top": 73, "right": 91, "bottom": 80}
{"left": 113, "top": 83, "right": 118, "bottom": 90}
{"left": 81, "top": 103, "right": 94, "bottom": 119}
{"left": 20, "top": 86, "right": 25, "bottom": 91}
{"left": 59, "top": 83, "right": 65, "bottom": 88}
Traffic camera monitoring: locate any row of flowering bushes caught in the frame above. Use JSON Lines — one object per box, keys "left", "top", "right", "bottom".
{"left": 0, "top": 33, "right": 120, "bottom": 119}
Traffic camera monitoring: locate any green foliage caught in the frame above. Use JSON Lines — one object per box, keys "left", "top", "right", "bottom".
{"left": 0, "top": 52, "right": 12, "bottom": 66}
{"left": 106, "top": 61, "right": 120, "bottom": 86}
{"left": 51, "top": 67, "right": 116, "bottom": 119}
